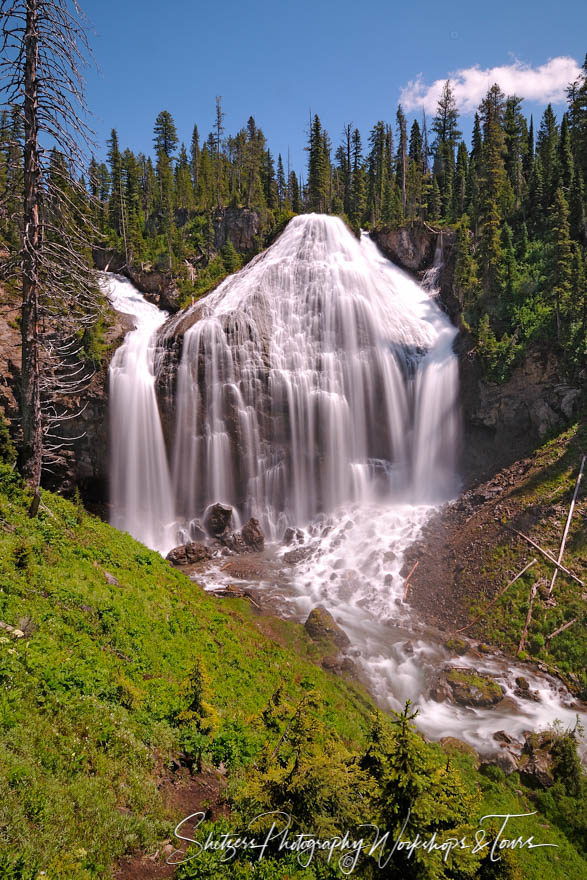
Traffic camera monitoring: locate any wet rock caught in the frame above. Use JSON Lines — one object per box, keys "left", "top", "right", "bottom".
{"left": 188, "top": 520, "right": 207, "bottom": 542}
{"left": 476, "top": 643, "right": 493, "bottom": 654}
{"left": 322, "top": 655, "right": 340, "bottom": 671}
{"left": 304, "top": 606, "right": 350, "bottom": 649}
{"left": 518, "top": 732, "right": 556, "bottom": 788}
{"left": 443, "top": 667, "right": 504, "bottom": 707}
{"left": 403, "top": 640, "right": 415, "bottom": 656}
{"left": 241, "top": 517, "right": 265, "bottom": 551}
{"left": 514, "top": 675, "right": 541, "bottom": 702}
{"left": 430, "top": 680, "right": 452, "bottom": 703}
{"left": 383, "top": 574, "right": 393, "bottom": 586}
{"left": 340, "top": 657, "right": 357, "bottom": 675}
{"left": 483, "top": 750, "right": 519, "bottom": 776}
{"left": 204, "top": 503, "right": 233, "bottom": 537}
{"left": 220, "top": 531, "right": 247, "bottom": 553}
{"left": 283, "top": 546, "right": 313, "bottom": 565}
{"left": 283, "top": 526, "right": 304, "bottom": 545}
{"left": 493, "top": 730, "right": 522, "bottom": 748}
{"left": 166, "top": 542, "right": 212, "bottom": 566}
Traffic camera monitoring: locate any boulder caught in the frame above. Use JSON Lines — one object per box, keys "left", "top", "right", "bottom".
{"left": 283, "top": 527, "right": 304, "bottom": 545}
{"left": 241, "top": 517, "right": 265, "bottom": 551}
{"left": 443, "top": 667, "right": 504, "bottom": 707}
{"left": 166, "top": 542, "right": 212, "bottom": 566}
{"left": 304, "top": 606, "right": 350, "bottom": 649}
{"left": 518, "top": 732, "right": 556, "bottom": 788}
{"left": 204, "top": 503, "right": 233, "bottom": 537}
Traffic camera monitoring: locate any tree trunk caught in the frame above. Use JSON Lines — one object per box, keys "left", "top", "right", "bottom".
{"left": 20, "top": 0, "right": 42, "bottom": 491}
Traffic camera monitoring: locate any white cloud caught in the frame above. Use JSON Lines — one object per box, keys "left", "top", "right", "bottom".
{"left": 399, "top": 57, "right": 582, "bottom": 115}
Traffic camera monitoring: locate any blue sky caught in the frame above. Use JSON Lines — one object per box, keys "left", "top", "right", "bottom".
{"left": 81, "top": 0, "right": 586, "bottom": 175}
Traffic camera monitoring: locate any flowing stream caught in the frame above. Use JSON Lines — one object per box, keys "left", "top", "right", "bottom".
{"left": 106, "top": 216, "right": 583, "bottom": 751}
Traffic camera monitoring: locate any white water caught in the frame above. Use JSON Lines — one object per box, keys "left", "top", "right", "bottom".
{"left": 106, "top": 274, "right": 176, "bottom": 552}
{"left": 107, "top": 217, "right": 584, "bottom": 751}
{"left": 164, "top": 214, "right": 460, "bottom": 536}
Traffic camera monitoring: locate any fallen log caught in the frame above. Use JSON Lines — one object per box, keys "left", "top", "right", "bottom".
{"left": 455, "top": 558, "right": 537, "bottom": 634}
{"left": 546, "top": 617, "right": 579, "bottom": 650}
{"left": 548, "top": 455, "right": 585, "bottom": 596}
{"left": 517, "top": 580, "right": 540, "bottom": 654}
{"left": 402, "top": 561, "right": 419, "bottom": 601}
{"left": 503, "top": 525, "right": 584, "bottom": 587}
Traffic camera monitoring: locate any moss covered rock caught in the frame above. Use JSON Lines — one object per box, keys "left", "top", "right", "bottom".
{"left": 444, "top": 666, "right": 504, "bottom": 707}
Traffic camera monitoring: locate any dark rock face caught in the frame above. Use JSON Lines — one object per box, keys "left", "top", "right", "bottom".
{"left": 241, "top": 517, "right": 265, "bottom": 551}
{"left": 518, "top": 731, "right": 556, "bottom": 788}
{"left": 204, "top": 503, "right": 233, "bottom": 537}
{"left": 371, "top": 223, "right": 582, "bottom": 485}
{"left": 92, "top": 247, "right": 182, "bottom": 313}
{"left": 214, "top": 206, "right": 262, "bottom": 253}
{"left": 166, "top": 542, "right": 212, "bottom": 566}
{"left": 304, "top": 606, "right": 350, "bottom": 649}
{"left": 460, "top": 348, "right": 581, "bottom": 484}
{"left": 370, "top": 223, "right": 460, "bottom": 322}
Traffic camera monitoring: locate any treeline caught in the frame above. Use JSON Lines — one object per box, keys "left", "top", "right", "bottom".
{"left": 1, "top": 61, "right": 586, "bottom": 377}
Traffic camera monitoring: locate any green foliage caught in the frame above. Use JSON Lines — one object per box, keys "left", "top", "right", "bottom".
{"left": 476, "top": 313, "right": 521, "bottom": 382}
{"left": 0, "top": 411, "right": 15, "bottom": 465}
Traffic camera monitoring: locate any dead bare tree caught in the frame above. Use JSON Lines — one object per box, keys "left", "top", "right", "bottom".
{"left": 0, "top": 0, "right": 99, "bottom": 494}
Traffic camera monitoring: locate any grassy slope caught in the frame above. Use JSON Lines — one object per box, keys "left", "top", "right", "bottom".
{"left": 0, "top": 466, "right": 584, "bottom": 879}
{"left": 466, "top": 418, "right": 586, "bottom": 686}
{"left": 0, "top": 468, "right": 371, "bottom": 878}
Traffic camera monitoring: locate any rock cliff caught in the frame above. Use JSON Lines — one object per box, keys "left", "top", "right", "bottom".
{"left": 370, "top": 222, "right": 582, "bottom": 485}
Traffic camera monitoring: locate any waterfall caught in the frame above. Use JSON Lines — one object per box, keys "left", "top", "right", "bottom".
{"left": 162, "top": 214, "right": 461, "bottom": 538}
{"left": 106, "top": 218, "right": 583, "bottom": 749}
{"left": 106, "top": 274, "right": 176, "bottom": 553}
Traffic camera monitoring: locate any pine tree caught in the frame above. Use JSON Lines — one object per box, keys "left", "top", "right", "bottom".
{"left": 190, "top": 123, "right": 200, "bottom": 192}
{"left": 153, "top": 110, "right": 178, "bottom": 159}
{"left": 537, "top": 104, "right": 559, "bottom": 210}
{"left": 213, "top": 96, "right": 225, "bottom": 210}
{"left": 175, "top": 143, "right": 194, "bottom": 212}
{"left": 107, "top": 128, "right": 123, "bottom": 236}
{"left": 547, "top": 187, "right": 573, "bottom": 341}
{"left": 504, "top": 96, "right": 525, "bottom": 211}
{"left": 567, "top": 54, "right": 587, "bottom": 184}
{"left": 478, "top": 84, "right": 507, "bottom": 303}
{"left": 452, "top": 141, "right": 468, "bottom": 219}
{"left": 307, "top": 114, "right": 330, "bottom": 213}
{"left": 276, "top": 153, "right": 286, "bottom": 210}
{"left": 569, "top": 168, "right": 585, "bottom": 242}
{"left": 558, "top": 113, "right": 575, "bottom": 193}
{"left": 263, "top": 148, "right": 277, "bottom": 209}
{"left": 395, "top": 104, "right": 407, "bottom": 214}
{"left": 288, "top": 170, "right": 301, "bottom": 213}
{"left": 431, "top": 79, "right": 461, "bottom": 214}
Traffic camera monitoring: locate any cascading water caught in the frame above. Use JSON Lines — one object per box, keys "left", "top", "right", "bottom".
{"left": 107, "top": 217, "right": 583, "bottom": 749}
{"left": 106, "top": 274, "right": 176, "bottom": 553}
{"left": 162, "top": 214, "right": 460, "bottom": 537}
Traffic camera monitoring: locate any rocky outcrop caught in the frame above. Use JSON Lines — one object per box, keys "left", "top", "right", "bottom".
{"left": 92, "top": 247, "right": 182, "bottom": 313}
{"left": 460, "top": 347, "right": 582, "bottom": 483}
{"left": 372, "top": 223, "right": 582, "bottom": 484}
{"left": 304, "top": 606, "right": 350, "bottom": 649}
{"left": 166, "top": 542, "right": 213, "bottom": 566}
{"left": 241, "top": 517, "right": 265, "bottom": 551}
{"left": 214, "top": 206, "right": 262, "bottom": 253}
{"left": 441, "top": 667, "right": 504, "bottom": 707}
{"left": 371, "top": 223, "right": 460, "bottom": 321}
{"left": 0, "top": 281, "right": 131, "bottom": 502}
{"left": 204, "top": 502, "right": 234, "bottom": 537}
